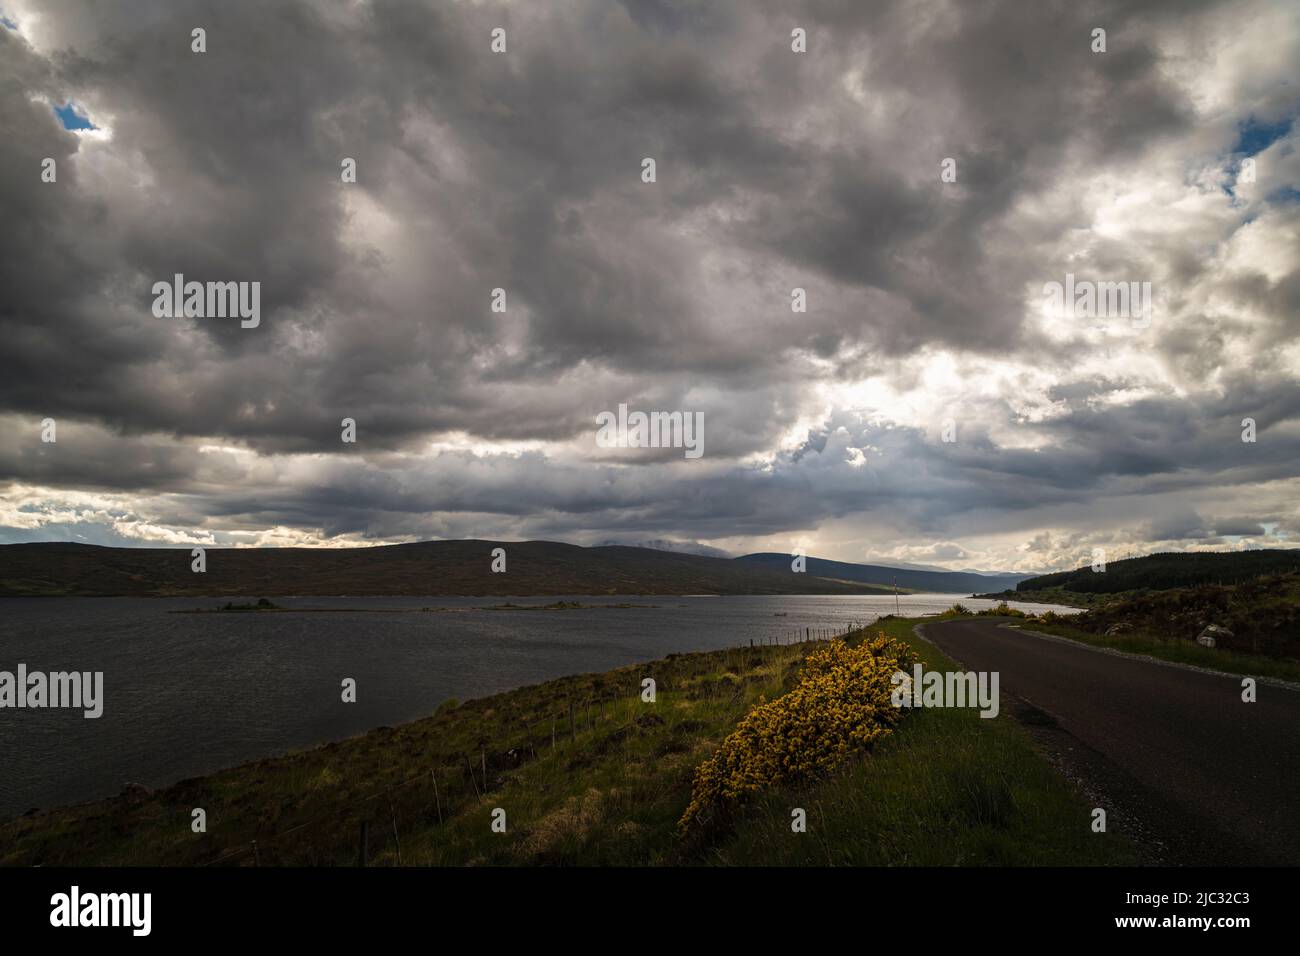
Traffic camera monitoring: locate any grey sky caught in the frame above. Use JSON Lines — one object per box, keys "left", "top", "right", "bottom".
{"left": 1, "top": 0, "right": 1297, "bottom": 571}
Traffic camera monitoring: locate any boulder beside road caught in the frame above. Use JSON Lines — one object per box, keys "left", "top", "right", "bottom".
{"left": 1197, "top": 624, "right": 1234, "bottom": 648}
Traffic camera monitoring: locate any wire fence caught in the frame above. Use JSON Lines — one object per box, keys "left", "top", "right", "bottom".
{"left": 197, "top": 621, "right": 870, "bottom": 867}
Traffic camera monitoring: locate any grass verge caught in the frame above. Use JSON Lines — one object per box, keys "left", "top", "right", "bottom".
{"left": 703, "top": 617, "right": 1141, "bottom": 865}
{"left": 1015, "top": 620, "right": 1300, "bottom": 683}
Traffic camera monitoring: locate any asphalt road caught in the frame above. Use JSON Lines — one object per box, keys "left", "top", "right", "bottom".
{"left": 920, "top": 618, "right": 1300, "bottom": 865}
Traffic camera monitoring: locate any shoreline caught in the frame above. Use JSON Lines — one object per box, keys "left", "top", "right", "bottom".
{"left": 0, "top": 617, "right": 1139, "bottom": 867}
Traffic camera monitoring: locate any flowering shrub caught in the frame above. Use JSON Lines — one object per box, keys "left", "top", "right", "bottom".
{"left": 679, "top": 633, "right": 917, "bottom": 831}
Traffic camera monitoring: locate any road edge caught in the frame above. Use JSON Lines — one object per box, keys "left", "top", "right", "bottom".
{"left": 999, "top": 622, "right": 1300, "bottom": 693}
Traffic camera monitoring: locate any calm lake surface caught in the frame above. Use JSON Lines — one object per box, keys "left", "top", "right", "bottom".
{"left": 0, "top": 593, "right": 1076, "bottom": 819}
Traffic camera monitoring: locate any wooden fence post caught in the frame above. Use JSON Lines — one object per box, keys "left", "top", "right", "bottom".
{"left": 465, "top": 754, "right": 481, "bottom": 798}
{"left": 388, "top": 790, "right": 402, "bottom": 865}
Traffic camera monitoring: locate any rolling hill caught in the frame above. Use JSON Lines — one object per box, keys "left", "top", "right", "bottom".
{"left": 1013, "top": 549, "right": 1300, "bottom": 594}
{"left": 0, "top": 540, "right": 898, "bottom": 598}
{"left": 734, "top": 553, "right": 1030, "bottom": 594}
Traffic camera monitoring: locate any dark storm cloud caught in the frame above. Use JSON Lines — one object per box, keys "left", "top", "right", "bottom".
{"left": 0, "top": 0, "right": 1297, "bottom": 561}
{"left": 0, "top": 0, "right": 1218, "bottom": 442}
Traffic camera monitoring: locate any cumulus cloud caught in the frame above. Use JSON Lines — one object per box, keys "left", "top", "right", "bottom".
{"left": 1, "top": 0, "right": 1298, "bottom": 571}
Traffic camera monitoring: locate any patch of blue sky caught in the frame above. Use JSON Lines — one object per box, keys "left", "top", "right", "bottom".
{"left": 54, "top": 102, "right": 96, "bottom": 131}
{"left": 1234, "top": 115, "right": 1294, "bottom": 157}
{"left": 1223, "top": 114, "right": 1295, "bottom": 201}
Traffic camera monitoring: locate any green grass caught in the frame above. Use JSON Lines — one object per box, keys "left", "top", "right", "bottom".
{"left": 0, "top": 639, "right": 819, "bottom": 866}
{"left": 1016, "top": 620, "right": 1300, "bottom": 683}
{"left": 1, "top": 619, "right": 1141, "bottom": 866}
{"left": 704, "top": 617, "right": 1141, "bottom": 865}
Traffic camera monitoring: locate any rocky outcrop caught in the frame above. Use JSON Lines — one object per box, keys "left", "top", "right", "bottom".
{"left": 1196, "top": 624, "right": 1233, "bottom": 648}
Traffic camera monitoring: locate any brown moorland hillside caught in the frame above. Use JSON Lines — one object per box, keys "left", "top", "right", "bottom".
{"left": 0, "top": 540, "right": 894, "bottom": 598}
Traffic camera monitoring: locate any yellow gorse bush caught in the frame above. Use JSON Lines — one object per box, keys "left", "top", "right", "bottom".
{"left": 679, "top": 632, "right": 917, "bottom": 831}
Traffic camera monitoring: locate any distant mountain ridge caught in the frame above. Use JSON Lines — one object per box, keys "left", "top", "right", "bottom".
{"left": 734, "top": 553, "right": 1031, "bottom": 594}
{"left": 594, "top": 538, "right": 733, "bottom": 559}
{"left": 0, "top": 540, "right": 901, "bottom": 598}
